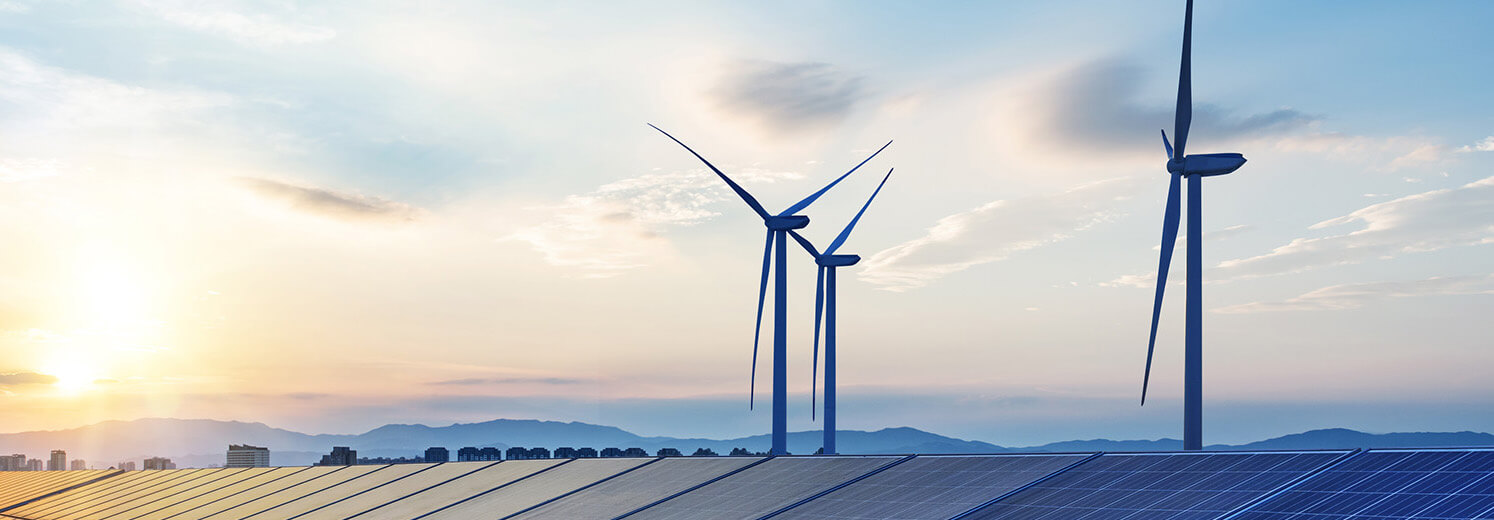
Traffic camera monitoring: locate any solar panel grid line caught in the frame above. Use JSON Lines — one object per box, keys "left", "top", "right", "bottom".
{"left": 282, "top": 462, "right": 489, "bottom": 520}
{"left": 146, "top": 466, "right": 333, "bottom": 520}
{"left": 341, "top": 460, "right": 508, "bottom": 520}
{"left": 33, "top": 469, "right": 216, "bottom": 520}
{"left": 0, "top": 471, "right": 93, "bottom": 511}
{"left": 410, "top": 457, "right": 651, "bottom": 520}
{"left": 1229, "top": 450, "right": 1490, "bottom": 520}
{"left": 276, "top": 464, "right": 445, "bottom": 520}
{"left": 617, "top": 455, "right": 907, "bottom": 520}
{"left": 608, "top": 456, "right": 776, "bottom": 520}
{"left": 1378, "top": 452, "right": 1494, "bottom": 519}
{"left": 0, "top": 471, "right": 124, "bottom": 515}
{"left": 203, "top": 465, "right": 393, "bottom": 520}
{"left": 946, "top": 452, "right": 1106, "bottom": 520}
{"left": 12, "top": 470, "right": 165, "bottom": 517}
{"left": 494, "top": 457, "right": 665, "bottom": 520}
{"left": 384, "top": 459, "right": 572, "bottom": 520}
{"left": 25, "top": 470, "right": 195, "bottom": 520}
{"left": 79, "top": 469, "right": 255, "bottom": 520}
{"left": 507, "top": 456, "right": 767, "bottom": 520}
{"left": 126, "top": 466, "right": 317, "bottom": 520}
{"left": 754, "top": 454, "right": 917, "bottom": 520}
{"left": 1348, "top": 451, "right": 1494, "bottom": 520}
{"left": 186, "top": 466, "right": 368, "bottom": 520}
{"left": 1217, "top": 450, "right": 1367, "bottom": 520}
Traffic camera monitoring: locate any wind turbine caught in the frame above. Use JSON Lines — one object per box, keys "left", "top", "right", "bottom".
{"left": 786, "top": 169, "right": 893, "bottom": 456}
{"left": 649, "top": 124, "right": 891, "bottom": 455}
{"left": 1141, "top": 0, "right": 1247, "bottom": 451}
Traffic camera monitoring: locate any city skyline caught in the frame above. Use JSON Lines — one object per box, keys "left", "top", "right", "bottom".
{"left": 0, "top": 0, "right": 1491, "bottom": 449}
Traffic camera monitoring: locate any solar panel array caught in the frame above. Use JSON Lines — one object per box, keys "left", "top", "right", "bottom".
{"left": 1, "top": 449, "right": 1492, "bottom": 520}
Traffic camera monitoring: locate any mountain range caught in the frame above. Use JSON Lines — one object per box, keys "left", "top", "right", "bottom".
{"left": 2, "top": 418, "right": 1490, "bottom": 468}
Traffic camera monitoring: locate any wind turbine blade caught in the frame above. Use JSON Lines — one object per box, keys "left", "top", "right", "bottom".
{"left": 825, "top": 169, "right": 893, "bottom": 255}
{"left": 786, "top": 230, "right": 821, "bottom": 258}
{"left": 812, "top": 266, "right": 825, "bottom": 421}
{"left": 649, "top": 124, "right": 771, "bottom": 220}
{"left": 1161, "top": 130, "right": 1174, "bottom": 159}
{"left": 1173, "top": 0, "right": 1193, "bottom": 158}
{"left": 751, "top": 230, "right": 772, "bottom": 410}
{"left": 1143, "top": 171, "right": 1183, "bottom": 405}
{"left": 779, "top": 140, "right": 893, "bottom": 216}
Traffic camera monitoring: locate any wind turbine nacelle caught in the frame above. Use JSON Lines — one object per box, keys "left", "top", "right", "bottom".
{"left": 817, "top": 254, "right": 861, "bottom": 267}
{"left": 765, "top": 215, "right": 810, "bottom": 230}
{"left": 1173, "top": 153, "right": 1247, "bottom": 177}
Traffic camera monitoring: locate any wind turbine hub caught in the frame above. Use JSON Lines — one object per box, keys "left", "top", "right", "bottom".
{"left": 1167, "top": 157, "right": 1185, "bottom": 174}
{"left": 765, "top": 215, "right": 810, "bottom": 230}
{"left": 817, "top": 254, "right": 861, "bottom": 267}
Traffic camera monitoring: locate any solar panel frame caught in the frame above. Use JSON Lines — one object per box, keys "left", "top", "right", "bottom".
{"left": 618, "top": 455, "right": 910, "bottom": 520}
{"left": 764, "top": 453, "right": 1097, "bottom": 520}
{"left": 957, "top": 450, "right": 1351, "bottom": 520}
{"left": 412, "top": 457, "right": 657, "bottom": 520}
{"left": 8, "top": 470, "right": 163, "bottom": 517}
{"left": 198, "top": 464, "right": 390, "bottom": 520}
{"left": 506, "top": 456, "right": 768, "bottom": 520}
{"left": 1225, "top": 447, "right": 1494, "bottom": 520}
{"left": 0, "top": 470, "right": 122, "bottom": 515}
{"left": 123, "top": 466, "right": 317, "bottom": 520}
{"left": 289, "top": 462, "right": 501, "bottom": 520}
{"left": 25, "top": 469, "right": 216, "bottom": 520}
{"left": 0, "top": 470, "right": 123, "bottom": 514}
{"left": 67, "top": 468, "right": 256, "bottom": 520}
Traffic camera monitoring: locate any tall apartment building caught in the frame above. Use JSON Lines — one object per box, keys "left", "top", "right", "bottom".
{"left": 1, "top": 454, "right": 27, "bottom": 471}
{"left": 26, "top": 459, "right": 43, "bottom": 471}
{"left": 317, "top": 447, "right": 357, "bottom": 466}
{"left": 47, "top": 450, "right": 66, "bottom": 471}
{"left": 117, "top": 461, "right": 137, "bottom": 471}
{"left": 70, "top": 459, "right": 87, "bottom": 470}
{"left": 226, "top": 445, "right": 270, "bottom": 468}
{"left": 423, "top": 447, "right": 449, "bottom": 463}
{"left": 143, "top": 457, "right": 176, "bottom": 470}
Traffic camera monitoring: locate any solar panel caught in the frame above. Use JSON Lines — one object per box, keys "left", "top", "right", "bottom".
{"left": 1229, "top": 449, "right": 1494, "bottom": 519}
{"left": 417, "top": 457, "right": 655, "bottom": 520}
{"left": 0, "top": 470, "right": 122, "bottom": 514}
{"left": 959, "top": 451, "right": 1348, "bottom": 520}
{"left": 289, "top": 462, "right": 500, "bottom": 520}
{"left": 507, "top": 456, "right": 764, "bottom": 520}
{"left": 12, "top": 470, "right": 184, "bottom": 519}
{"left": 769, "top": 454, "right": 1091, "bottom": 520}
{"left": 346, "top": 459, "right": 567, "bottom": 520}
{"left": 145, "top": 466, "right": 350, "bottom": 520}
{"left": 68, "top": 468, "right": 256, "bottom": 520}
{"left": 621, "top": 456, "right": 905, "bottom": 520}
{"left": 233, "top": 466, "right": 433, "bottom": 517}
{"left": 25, "top": 469, "right": 217, "bottom": 520}
{"left": 200, "top": 464, "right": 388, "bottom": 520}
{"left": 0, "top": 471, "right": 76, "bottom": 510}
{"left": 125, "top": 466, "right": 315, "bottom": 520}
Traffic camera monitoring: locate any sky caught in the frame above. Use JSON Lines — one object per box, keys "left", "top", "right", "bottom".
{"left": 0, "top": 0, "right": 1491, "bottom": 448}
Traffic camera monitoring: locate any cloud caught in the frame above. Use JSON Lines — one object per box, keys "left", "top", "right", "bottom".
{"left": 507, "top": 168, "right": 801, "bottom": 277}
{"left": 129, "top": 0, "right": 336, "bottom": 47}
{"left": 0, "top": 47, "right": 232, "bottom": 133}
{"left": 1457, "top": 136, "right": 1494, "bottom": 153}
{"left": 0, "top": 371, "right": 58, "bottom": 386}
{"left": 1216, "top": 176, "right": 1494, "bottom": 279}
{"left": 427, "top": 377, "right": 586, "bottom": 386}
{"left": 711, "top": 60, "right": 865, "bottom": 135}
{"left": 1104, "top": 224, "right": 1257, "bottom": 288}
{"left": 0, "top": 158, "right": 70, "bottom": 182}
{"left": 859, "top": 177, "right": 1138, "bottom": 291}
{"left": 1273, "top": 132, "right": 1447, "bottom": 172}
{"left": 1215, "top": 274, "right": 1494, "bottom": 314}
{"left": 235, "top": 177, "right": 420, "bottom": 222}
{"left": 1003, "top": 59, "right": 1314, "bottom": 162}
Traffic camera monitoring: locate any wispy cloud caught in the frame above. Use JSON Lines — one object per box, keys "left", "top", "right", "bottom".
{"left": 1216, "top": 176, "right": 1494, "bottom": 279}
{"left": 711, "top": 60, "right": 865, "bottom": 135}
{"left": 1457, "top": 136, "right": 1494, "bottom": 153}
{"left": 507, "top": 168, "right": 801, "bottom": 277}
{"left": 0, "top": 47, "right": 232, "bottom": 133}
{"left": 1215, "top": 274, "right": 1494, "bottom": 314}
{"left": 427, "top": 377, "right": 586, "bottom": 386}
{"left": 129, "top": 0, "right": 336, "bottom": 47}
{"left": 235, "top": 177, "right": 421, "bottom": 222}
{"left": 859, "top": 177, "right": 1138, "bottom": 291}
{"left": 0, "top": 371, "right": 57, "bottom": 386}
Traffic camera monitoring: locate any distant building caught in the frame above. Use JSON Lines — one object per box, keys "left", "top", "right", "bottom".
{"left": 48, "top": 450, "right": 66, "bottom": 471}
{"left": 656, "top": 448, "right": 682, "bottom": 457}
{"left": 691, "top": 448, "right": 718, "bottom": 457}
{"left": 553, "top": 447, "right": 577, "bottom": 459}
{"left": 600, "top": 448, "right": 624, "bottom": 458}
{"left": 356, "top": 456, "right": 424, "bottom": 465}
{"left": 456, "top": 447, "right": 480, "bottom": 462}
{"left": 1, "top": 454, "right": 26, "bottom": 471}
{"left": 527, "top": 447, "right": 550, "bottom": 459}
{"left": 424, "top": 447, "right": 449, "bottom": 463}
{"left": 117, "top": 461, "right": 137, "bottom": 471}
{"left": 143, "top": 457, "right": 176, "bottom": 470}
{"left": 27, "top": 458, "right": 43, "bottom": 471}
{"left": 317, "top": 447, "right": 357, "bottom": 466}
{"left": 70, "top": 459, "right": 87, "bottom": 470}
{"left": 575, "top": 448, "right": 598, "bottom": 458}
{"left": 505, "top": 447, "right": 529, "bottom": 460}
{"left": 226, "top": 445, "right": 271, "bottom": 468}
{"left": 623, "top": 448, "right": 648, "bottom": 458}
{"left": 478, "top": 447, "right": 501, "bottom": 461}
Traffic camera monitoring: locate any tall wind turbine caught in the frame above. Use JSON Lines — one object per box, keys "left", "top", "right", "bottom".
{"left": 1141, "top": 0, "right": 1247, "bottom": 451}
{"left": 649, "top": 124, "right": 891, "bottom": 455}
{"left": 786, "top": 169, "right": 893, "bottom": 456}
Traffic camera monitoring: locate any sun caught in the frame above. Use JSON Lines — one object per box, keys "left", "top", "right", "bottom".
{"left": 41, "top": 363, "right": 101, "bottom": 395}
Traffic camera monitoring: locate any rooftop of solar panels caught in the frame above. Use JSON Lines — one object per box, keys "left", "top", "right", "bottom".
{"left": 1, "top": 448, "right": 1492, "bottom": 520}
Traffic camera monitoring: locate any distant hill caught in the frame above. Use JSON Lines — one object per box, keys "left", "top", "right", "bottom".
{"left": 2, "top": 419, "right": 1490, "bottom": 468}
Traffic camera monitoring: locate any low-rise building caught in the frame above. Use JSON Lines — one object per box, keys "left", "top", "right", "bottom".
{"left": 478, "top": 447, "right": 501, "bottom": 461}
{"left": 143, "top": 457, "right": 176, "bottom": 470}
{"left": 117, "top": 461, "right": 137, "bottom": 471}
{"left": 424, "top": 447, "right": 449, "bottom": 463}
{"left": 70, "top": 459, "right": 87, "bottom": 470}
{"left": 317, "top": 447, "right": 357, "bottom": 466}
